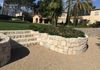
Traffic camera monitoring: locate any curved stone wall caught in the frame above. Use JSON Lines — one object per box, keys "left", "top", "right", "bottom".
{"left": 0, "top": 33, "right": 11, "bottom": 67}
{"left": 34, "top": 32, "right": 88, "bottom": 55}
{"left": 0, "top": 30, "right": 88, "bottom": 55}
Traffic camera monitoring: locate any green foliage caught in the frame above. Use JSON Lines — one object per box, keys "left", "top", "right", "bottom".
{"left": 0, "top": 5, "right": 2, "bottom": 10}
{"left": 0, "top": 21, "right": 85, "bottom": 37}
{"left": 65, "top": 0, "right": 93, "bottom": 25}
{"left": 66, "top": 23, "right": 88, "bottom": 28}
{"left": 29, "top": 24, "right": 85, "bottom": 38}
{"left": 0, "top": 15, "right": 12, "bottom": 20}
{"left": 37, "top": 0, "right": 63, "bottom": 25}
{"left": 5, "top": 0, "right": 35, "bottom": 6}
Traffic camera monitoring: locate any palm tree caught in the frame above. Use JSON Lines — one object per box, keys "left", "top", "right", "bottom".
{"left": 65, "top": 0, "right": 72, "bottom": 25}
{"left": 65, "top": 0, "right": 92, "bottom": 26}
{"left": 72, "top": 0, "right": 92, "bottom": 26}
{"left": 48, "top": 0, "right": 63, "bottom": 26}
{"left": 2, "top": 0, "right": 7, "bottom": 15}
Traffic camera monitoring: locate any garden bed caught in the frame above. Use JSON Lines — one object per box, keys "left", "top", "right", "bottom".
{"left": 30, "top": 24, "right": 85, "bottom": 38}
{"left": 33, "top": 31, "right": 88, "bottom": 55}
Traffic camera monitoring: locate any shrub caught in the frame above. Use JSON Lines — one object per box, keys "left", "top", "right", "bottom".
{"left": 29, "top": 24, "right": 85, "bottom": 38}
{"left": 16, "top": 15, "right": 32, "bottom": 22}
{"left": 0, "top": 14, "right": 11, "bottom": 20}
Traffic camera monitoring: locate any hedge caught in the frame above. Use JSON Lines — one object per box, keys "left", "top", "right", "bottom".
{"left": 29, "top": 24, "right": 85, "bottom": 38}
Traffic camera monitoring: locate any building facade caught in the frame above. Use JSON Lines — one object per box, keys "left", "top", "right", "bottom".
{"left": 32, "top": 9, "right": 100, "bottom": 24}
{"left": 57, "top": 12, "right": 67, "bottom": 23}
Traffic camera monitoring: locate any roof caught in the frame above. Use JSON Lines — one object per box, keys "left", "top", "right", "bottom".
{"left": 33, "top": 14, "right": 42, "bottom": 18}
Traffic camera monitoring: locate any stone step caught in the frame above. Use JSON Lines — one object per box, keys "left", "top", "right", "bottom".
{"left": 11, "top": 41, "right": 38, "bottom": 49}
{"left": 0, "top": 30, "right": 38, "bottom": 48}
{"left": 13, "top": 38, "right": 37, "bottom": 43}
{"left": 7, "top": 33, "right": 35, "bottom": 39}
{"left": 0, "top": 30, "right": 32, "bottom": 35}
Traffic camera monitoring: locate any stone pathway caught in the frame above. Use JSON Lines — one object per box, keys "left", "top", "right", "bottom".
{"left": 76, "top": 28, "right": 100, "bottom": 37}
{"left": 0, "top": 28, "right": 100, "bottom": 70}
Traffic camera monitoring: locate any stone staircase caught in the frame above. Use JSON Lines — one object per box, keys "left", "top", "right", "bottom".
{"left": 0, "top": 30, "right": 37, "bottom": 48}
{"left": 0, "top": 30, "right": 88, "bottom": 55}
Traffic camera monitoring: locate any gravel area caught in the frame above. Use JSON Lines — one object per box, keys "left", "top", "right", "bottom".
{"left": 0, "top": 28, "right": 100, "bottom": 70}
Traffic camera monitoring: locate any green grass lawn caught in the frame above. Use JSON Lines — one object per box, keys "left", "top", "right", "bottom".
{"left": 0, "top": 22, "right": 31, "bottom": 30}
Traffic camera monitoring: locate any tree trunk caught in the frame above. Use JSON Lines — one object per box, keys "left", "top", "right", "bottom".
{"left": 65, "top": 0, "right": 71, "bottom": 25}
{"left": 74, "top": 0, "right": 79, "bottom": 26}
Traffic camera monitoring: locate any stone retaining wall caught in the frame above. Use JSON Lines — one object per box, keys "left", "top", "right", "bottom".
{"left": 0, "top": 33, "right": 11, "bottom": 67}
{"left": 33, "top": 31, "right": 88, "bottom": 55}
{"left": 0, "top": 30, "right": 88, "bottom": 55}
{"left": 0, "top": 30, "right": 37, "bottom": 48}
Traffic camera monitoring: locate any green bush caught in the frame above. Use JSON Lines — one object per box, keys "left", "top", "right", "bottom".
{"left": 0, "top": 14, "right": 11, "bottom": 20}
{"left": 29, "top": 24, "right": 85, "bottom": 38}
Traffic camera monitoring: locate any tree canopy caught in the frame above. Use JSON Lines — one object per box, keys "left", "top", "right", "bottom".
{"left": 36, "top": 0, "right": 63, "bottom": 25}
{"left": 65, "top": 0, "right": 93, "bottom": 25}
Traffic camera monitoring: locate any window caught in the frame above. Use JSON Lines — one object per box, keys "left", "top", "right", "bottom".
{"left": 95, "top": 11, "right": 99, "bottom": 16}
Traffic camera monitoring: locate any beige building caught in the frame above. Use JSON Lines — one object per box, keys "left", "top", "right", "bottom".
{"left": 15, "top": 12, "right": 23, "bottom": 17}
{"left": 32, "top": 14, "right": 50, "bottom": 24}
{"left": 32, "top": 9, "right": 100, "bottom": 24}
{"left": 57, "top": 12, "right": 67, "bottom": 23}
{"left": 58, "top": 9, "right": 100, "bottom": 25}
{"left": 88, "top": 9, "right": 100, "bottom": 24}
{"left": 33, "top": 15, "right": 42, "bottom": 23}
{"left": 78, "top": 9, "right": 100, "bottom": 24}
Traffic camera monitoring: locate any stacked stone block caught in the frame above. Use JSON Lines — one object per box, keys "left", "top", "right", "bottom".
{"left": 0, "top": 30, "right": 88, "bottom": 55}
{"left": 34, "top": 32, "right": 88, "bottom": 55}
{"left": 0, "top": 30, "right": 37, "bottom": 48}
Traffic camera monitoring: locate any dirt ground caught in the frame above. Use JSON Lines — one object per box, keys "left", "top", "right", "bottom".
{"left": 0, "top": 28, "right": 100, "bottom": 70}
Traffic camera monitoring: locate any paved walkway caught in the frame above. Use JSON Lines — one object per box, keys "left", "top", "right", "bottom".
{"left": 0, "top": 28, "right": 100, "bottom": 70}
{"left": 76, "top": 28, "right": 100, "bottom": 37}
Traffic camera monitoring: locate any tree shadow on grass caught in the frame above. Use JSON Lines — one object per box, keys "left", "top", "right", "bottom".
{"left": 7, "top": 40, "right": 30, "bottom": 65}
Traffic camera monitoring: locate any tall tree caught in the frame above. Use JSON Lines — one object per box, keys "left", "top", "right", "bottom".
{"left": 37, "top": 0, "right": 63, "bottom": 26}
{"left": 48, "top": 0, "right": 63, "bottom": 26}
{"left": 65, "top": 0, "right": 72, "bottom": 25}
{"left": 0, "top": 5, "right": 2, "bottom": 14}
{"left": 72, "top": 0, "right": 92, "bottom": 26}
{"left": 3, "top": 0, "right": 36, "bottom": 15}
{"left": 65, "top": 0, "right": 92, "bottom": 26}
{"left": 2, "top": 0, "right": 8, "bottom": 15}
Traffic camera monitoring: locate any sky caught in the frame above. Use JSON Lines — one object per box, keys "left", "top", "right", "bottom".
{"left": 93, "top": 0, "right": 100, "bottom": 8}
{"left": 0, "top": 0, "right": 100, "bottom": 8}
{"left": 0, "top": 0, "right": 3, "bottom": 6}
